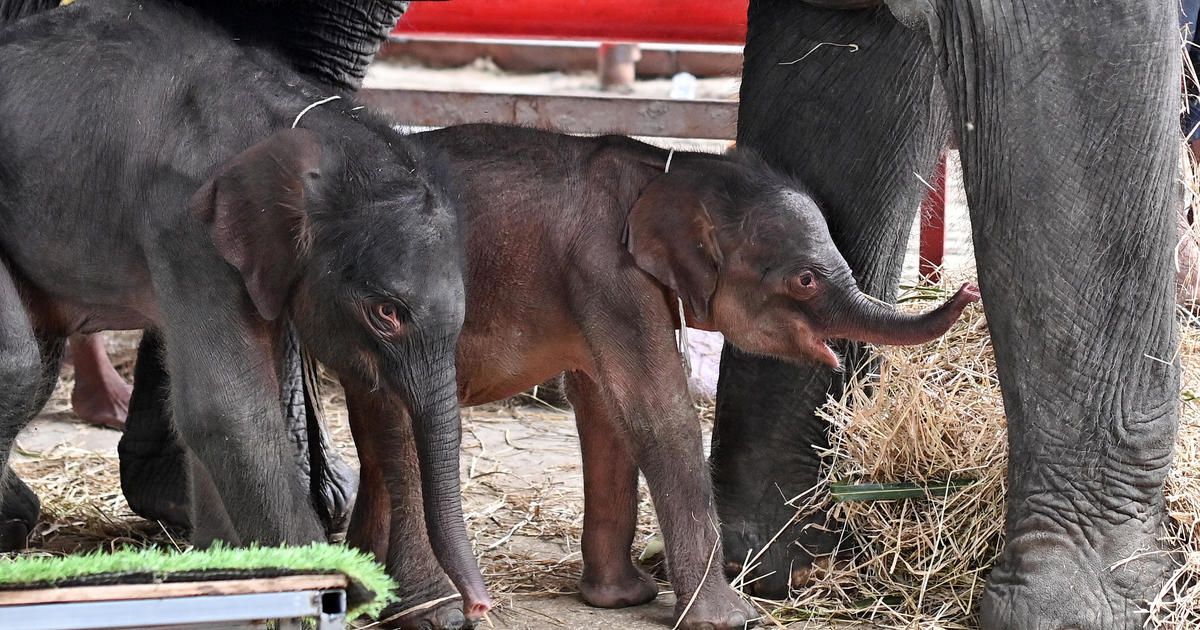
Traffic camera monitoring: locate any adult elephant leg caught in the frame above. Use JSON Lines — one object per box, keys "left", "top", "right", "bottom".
{"left": 290, "top": 332, "right": 357, "bottom": 535}
{"left": 713, "top": 1, "right": 949, "bottom": 597}
{"left": 928, "top": 3, "right": 1180, "bottom": 629}
{"left": 120, "top": 326, "right": 355, "bottom": 537}
{"left": 0, "top": 260, "right": 64, "bottom": 550}
{"left": 119, "top": 330, "right": 193, "bottom": 531}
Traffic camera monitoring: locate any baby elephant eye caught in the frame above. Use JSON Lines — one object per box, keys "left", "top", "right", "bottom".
{"left": 788, "top": 270, "right": 819, "bottom": 299}
{"left": 369, "top": 301, "right": 401, "bottom": 334}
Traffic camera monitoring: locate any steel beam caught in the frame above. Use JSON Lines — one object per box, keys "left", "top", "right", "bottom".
{"left": 1, "top": 589, "right": 347, "bottom": 630}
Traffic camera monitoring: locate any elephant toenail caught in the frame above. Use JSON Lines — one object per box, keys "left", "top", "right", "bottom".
{"left": 444, "top": 613, "right": 466, "bottom": 630}
{"left": 438, "top": 607, "right": 467, "bottom": 630}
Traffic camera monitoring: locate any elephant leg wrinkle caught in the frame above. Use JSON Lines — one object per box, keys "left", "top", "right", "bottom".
{"left": 930, "top": 1, "right": 1182, "bottom": 628}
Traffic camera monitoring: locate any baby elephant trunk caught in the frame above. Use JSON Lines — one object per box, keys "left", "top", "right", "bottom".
{"left": 395, "top": 343, "right": 492, "bottom": 619}
{"left": 826, "top": 283, "right": 981, "bottom": 346}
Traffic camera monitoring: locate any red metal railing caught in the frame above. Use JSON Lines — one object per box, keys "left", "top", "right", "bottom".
{"left": 395, "top": 0, "right": 748, "bottom": 44}
{"left": 392, "top": 0, "right": 947, "bottom": 281}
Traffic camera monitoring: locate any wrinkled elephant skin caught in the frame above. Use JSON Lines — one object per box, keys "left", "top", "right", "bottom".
{"left": 716, "top": 3, "right": 1180, "bottom": 630}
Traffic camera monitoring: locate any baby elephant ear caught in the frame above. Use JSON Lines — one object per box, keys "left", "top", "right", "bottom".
{"left": 190, "top": 129, "right": 324, "bottom": 321}
{"left": 626, "top": 174, "right": 724, "bottom": 323}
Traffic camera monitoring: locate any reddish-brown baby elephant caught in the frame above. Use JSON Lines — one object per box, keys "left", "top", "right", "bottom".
{"left": 345, "top": 124, "right": 979, "bottom": 630}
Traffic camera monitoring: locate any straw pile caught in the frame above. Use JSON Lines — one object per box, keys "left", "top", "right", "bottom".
{"left": 753, "top": 273, "right": 1200, "bottom": 629}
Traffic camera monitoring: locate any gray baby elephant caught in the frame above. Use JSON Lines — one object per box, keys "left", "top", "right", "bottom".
{"left": 0, "top": 0, "right": 488, "bottom": 617}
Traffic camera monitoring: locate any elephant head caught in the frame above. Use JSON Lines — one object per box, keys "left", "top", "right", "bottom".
{"left": 626, "top": 151, "right": 979, "bottom": 368}
{"left": 190, "top": 127, "right": 488, "bottom": 616}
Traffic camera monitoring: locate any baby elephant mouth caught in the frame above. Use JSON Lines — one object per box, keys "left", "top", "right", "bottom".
{"left": 788, "top": 311, "right": 841, "bottom": 368}
{"left": 801, "top": 329, "right": 842, "bottom": 368}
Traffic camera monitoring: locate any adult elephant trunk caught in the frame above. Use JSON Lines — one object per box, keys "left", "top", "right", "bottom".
{"left": 390, "top": 339, "right": 491, "bottom": 618}
{"left": 174, "top": 0, "right": 410, "bottom": 92}
{"left": 822, "top": 283, "right": 980, "bottom": 346}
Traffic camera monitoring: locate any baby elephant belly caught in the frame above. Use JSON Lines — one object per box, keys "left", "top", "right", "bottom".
{"left": 456, "top": 337, "right": 585, "bottom": 407}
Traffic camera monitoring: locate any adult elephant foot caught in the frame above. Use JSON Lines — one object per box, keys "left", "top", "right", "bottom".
{"left": 980, "top": 516, "right": 1174, "bottom": 630}
{"left": 0, "top": 468, "right": 38, "bottom": 551}
{"left": 712, "top": 348, "right": 844, "bottom": 600}
{"left": 718, "top": 504, "right": 839, "bottom": 599}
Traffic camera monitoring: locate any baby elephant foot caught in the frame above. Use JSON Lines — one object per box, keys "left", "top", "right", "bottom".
{"left": 674, "top": 585, "right": 757, "bottom": 630}
{"left": 377, "top": 597, "right": 473, "bottom": 630}
{"left": 377, "top": 569, "right": 481, "bottom": 630}
{"left": 0, "top": 481, "right": 38, "bottom": 551}
{"left": 580, "top": 564, "right": 659, "bottom": 608}
{"left": 0, "top": 517, "right": 31, "bottom": 551}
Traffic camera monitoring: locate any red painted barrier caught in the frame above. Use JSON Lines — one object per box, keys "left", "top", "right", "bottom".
{"left": 918, "top": 154, "right": 947, "bottom": 285}
{"left": 395, "top": 0, "right": 748, "bottom": 44}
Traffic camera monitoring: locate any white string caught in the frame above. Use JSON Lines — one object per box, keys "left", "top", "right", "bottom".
{"left": 292, "top": 95, "right": 342, "bottom": 129}
{"left": 677, "top": 296, "right": 692, "bottom": 380}
{"left": 664, "top": 148, "right": 675, "bottom": 173}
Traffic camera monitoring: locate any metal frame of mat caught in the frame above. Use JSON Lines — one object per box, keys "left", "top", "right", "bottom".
{"left": 0, "top": 574, "right": 348, "bottom": 630}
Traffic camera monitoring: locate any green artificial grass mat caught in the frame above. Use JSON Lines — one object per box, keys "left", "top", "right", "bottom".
{"left": 0, "top": 543, "right": 397, "bottom": 618}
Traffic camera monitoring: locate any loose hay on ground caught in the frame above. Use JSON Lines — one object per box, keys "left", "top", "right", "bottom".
{"left": 750, "top": 274, "right": 1200, "bottom": 629}
{"left": 11, "top": 446, "right": 180, "bottom": 557}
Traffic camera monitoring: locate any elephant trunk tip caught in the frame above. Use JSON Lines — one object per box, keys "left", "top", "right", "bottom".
{"left": 941, "top": 282, "right": 981, "bottom": 320}
{"left": 464, "top": 595, "right": 492, "bottom": 620}
{"left": 907, "top": 282, "right": 980, "bottom": 342}
{"left": 914, "top": 281, "right": 980, "bottom": 342}
{"left": 954, "top": 282, "right": 982, "bottom": 307}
